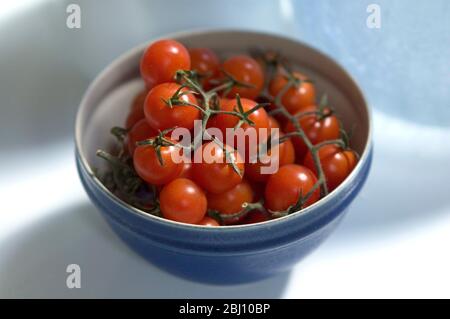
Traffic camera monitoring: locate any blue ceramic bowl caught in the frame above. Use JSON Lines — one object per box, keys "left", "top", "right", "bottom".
{"left": 75, "top": 30, "right": 373, "bottom": 284}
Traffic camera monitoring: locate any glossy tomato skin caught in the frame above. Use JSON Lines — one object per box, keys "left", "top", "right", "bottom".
{"left": 214, "top": 98, "right": 269, "bottom": 161}
{"left": 159, "top": 178, "right": 207, "bottom": 224}
{"left": 198, "top": 216, "right": 220, "bottom": 227}
{"left": 279, "top": 137, "right": 295, "bottom": 166}
{"left": 189, "top": 48, "right": 220, "bottom": 89}
{"left": 265, "top": 164, "right": 320, "bottom": 212}
{"left": 222, "top": 55, "right": 264, "bottom": 100}
{"left": 285, "top": 105, "right": 340, "bottom": 161}
{"left": 207, "top": 180, "right": 254, "bottom": 224}
{"left": 127, "top": 118, "right": 158, "bottom": 156}
{"left": 304, "top": 144, "right": 357, "bottom": 192}
{"left": 245, "top": 137, "right": 295, "bottom": 183}
{"left": 140, "top": 39, "right": 190, "bottom": 89}
{"left": 133, "top": 143, "right": 183, "bottom": 185}
{"left": 192, "top": 142, "right": 244, "bottom": 194}
{"left": 269, "top": 71, "right": 316, "bottom": 115}
{"left": 144, "top": 82, "right": 200, "bottom": 131}
{"left": 267, "top": 115, "right": 280, "bottom": 131}
{"left": 125, "top": 90, "right": 147, "bottom": 129}
{"left": 178, "top": 162, "right": 193, "bottom": 180}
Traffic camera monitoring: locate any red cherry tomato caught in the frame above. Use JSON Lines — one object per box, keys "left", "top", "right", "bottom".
{"left": 265, "top": 164, "right": 320, "bottom": 212}
{"left": 222, "top": 55, "right": 264, "bottom": 99}
{"left": 269, "top": 71, "right": 316, "bottom": 115}
{"left": 178, "top": 162, "right": 193, "bottom": 180}
{"left": 285, "top": 105, "right": 340, "bottom": 161}
{"left": 240, "top": 210, "right": 270, "bottom": 224}
{"left": 125, "top": 90, "right": 147, "bottom": 129}
{"left": 192, "top": 142, "right": 244, "bottom": 194}
{"left": 140, "top": 39, "right": 190, "bottom": 89}
{"left": 130, "top": 89, "right": 148, "bottom": 111}
{"left": 127, "top": 118, "right": 158, "bottom": 156}
{"left": 214, "top": 98, "right": 269, "bottom": 161}
{"left": 198, "top": 216, "right": 220, "bottom": 227}
{"left": 159, "top": 178, "right": 206, "bottom": 224}
{"left": 207, "top": 180, "right": 254, "bottom": 224}
{"left": 267, "top": 115, "right": 280, "bottom": 131}
{"left": 279, "top": 137, "right": 295, "bottom": 166}
{"left": 144, "top": 82, "right": 200, "bottom": 131}
{"left": 205, "top": 114, "right": 219, "bottom": 131}
{"left": 133, "top": 142, "right": 183, "bottom": 185}
{"left": 245, "top": 136, "right": 295, "bottom": 183}
{"left": 189, "top": 48, "right": 220, "bottom": 89}
{"left": 303, "top": 144, "right": 357, "bottom": 191}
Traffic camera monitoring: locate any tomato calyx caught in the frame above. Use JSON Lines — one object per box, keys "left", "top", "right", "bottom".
{"left": 161, "top": 84, "right": 201, "bottom": 111}
{"left": 176, "top": 70, "right": 205, "bottom": 94}
{"left": 219, "top": 69, "right": 257, "bottom": 96}
{"left": 136, "top": 127, "right": 181, "bottom": 166}
{"left": 211, "top": 94, "right": 269, "bottom": 129}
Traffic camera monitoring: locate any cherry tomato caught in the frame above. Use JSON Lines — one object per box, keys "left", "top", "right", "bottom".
{"left": 198, "top": 216, "right": 220, "bottom": 227}
{"left": 214, "top": 98, "right": 269, "bottom": 161}
{"left": 265, "top": 164, "right": 320, "bottom": 212}
{"left": 222, "top": 55, "right": 264, "bottom": 99}
{"left": 285, "top": 105, "right": 340, "bottom": 161}
{"left": 245, "top": 136, "right": 295, "bottom": 183}
{"left": 303, "top": 144, "right": 357, "bottom": 191}
{"left": 189, "top": 48, "right": 220, "bottom": 89}
{"left": 207, "top": 180, "right": 254, "bottom": 224}
{"left": 140, "top": 39, "right": 190, "bottom": 89}
{"left": 279, "top": 137, "right": 295, "bottom": 166}
{"left": 192, "top": 142, "right": 244, "bottom": 194}
{"left": 133, "top": 142, "right": 183, "bottom": 185}
{"left": 159, "top": 178, "right": 206, "bottom": 224}
{"left": 240, "top": 210, "right": 270, "bottom": 224}
{"left": 205, "top": 114, "right": 219, "bottom": 131}
{"left": 144, "top": 82, "right": 200, "bottom": 131}
{"left": 269, "top": 71, "right": 316, "bottom": 115}
{"left": 130, "top": 89, "right": 148, "bottom": 111}
{"left": 268, "top": 115, "right": 280, "bottom": 131}
{"left": 178, "top": 162, "right": 193, "bottom": 180}
{"left": 127, "top": 118, "right": 158, "bottom": 156}
{"left": 125, "top": 90, "right": 147, "bottom": 129}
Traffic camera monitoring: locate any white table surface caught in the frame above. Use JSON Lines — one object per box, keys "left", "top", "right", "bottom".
{"left": 1, "top": 0, "right": 449, "bottom": 298}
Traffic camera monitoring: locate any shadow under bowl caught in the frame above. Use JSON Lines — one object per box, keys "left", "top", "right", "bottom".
{"left": 75, "top": 29, "right": 373, "bottom": 284}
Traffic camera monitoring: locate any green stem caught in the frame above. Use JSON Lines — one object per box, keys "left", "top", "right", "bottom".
{"left": 313, "top": 139, "right": 347, "bottom": 151}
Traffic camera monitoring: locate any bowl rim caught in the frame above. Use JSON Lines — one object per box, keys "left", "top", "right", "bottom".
{"left": 75, "top": 28, "right": 373, "bottom": 231}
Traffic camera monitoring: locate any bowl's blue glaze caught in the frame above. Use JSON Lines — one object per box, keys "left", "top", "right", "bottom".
{"left": 76, "top": 147, "right": 372, "bottom": 284}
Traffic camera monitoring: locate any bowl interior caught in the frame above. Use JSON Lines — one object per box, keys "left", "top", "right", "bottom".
{"left": 76, "top": 30, "right": 370, "bottom": 193}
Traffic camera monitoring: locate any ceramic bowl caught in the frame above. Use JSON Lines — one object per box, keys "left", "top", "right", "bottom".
{"left": 75, "top": 29, "right": 373, "bottom": 284}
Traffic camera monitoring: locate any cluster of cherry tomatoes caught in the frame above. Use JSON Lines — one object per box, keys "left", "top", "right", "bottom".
{"left": 102, "top": 39, "right": 358, "bottom": 227}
